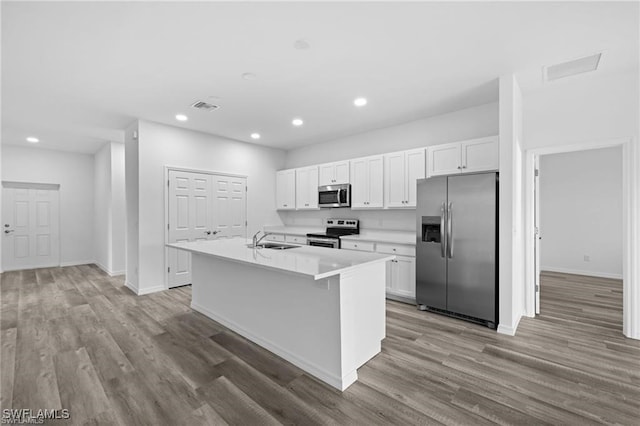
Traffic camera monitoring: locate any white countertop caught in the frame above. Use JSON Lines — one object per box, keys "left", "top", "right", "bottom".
{"left": 168, "top": 238, "right": 394, "bottom": 280}
{"left": 263, "top": 225, "right": 415, "bottom": 245}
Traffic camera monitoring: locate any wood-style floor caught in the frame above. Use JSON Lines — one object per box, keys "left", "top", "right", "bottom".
{"left": 1, "top": 266, "right": 638, "bottom": 425}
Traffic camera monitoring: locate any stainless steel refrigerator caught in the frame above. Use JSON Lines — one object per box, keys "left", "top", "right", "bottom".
{"left": 416, "top": 172, "right": 498, "bottom": 329}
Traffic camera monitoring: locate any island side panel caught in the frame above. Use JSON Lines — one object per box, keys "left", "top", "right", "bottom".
{"left": 189, "top": 253, "right": 345, "bottom": 389}
{"left": 338, "top": 261, "right": 386, "bottom": 387}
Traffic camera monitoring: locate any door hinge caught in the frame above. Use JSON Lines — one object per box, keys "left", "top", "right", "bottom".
{"left": 167, "top": 179, "right": 170, "bottom": 187}
{"left": 167, "top": 267, "right": 170, "bottom": 273}
{"left": 167, "top": 223, "right": 170, "bottom": 230}
{"left": 535, "top": 284, "right": 540, "bottom": 292}
{"left": 534, "top": 169, "right": 539, "bottom": 177}
{"left": 245, "top": 220, "right": 247, "bottom": 226}
{"left": 246, "top": 185, "right": 248, "bottom": 191}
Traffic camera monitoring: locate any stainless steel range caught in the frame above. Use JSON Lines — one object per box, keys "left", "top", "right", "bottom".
{"left": 306, "top": 219, "right": 359, "bottom": 249}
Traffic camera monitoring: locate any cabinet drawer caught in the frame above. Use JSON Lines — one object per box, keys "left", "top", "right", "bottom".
{"left": 376, "top": 243, "right": 415, "bottom": 257}
{"left": 265, "top": 234, "right": 285, "bottom": 242}
{"left": 341, "top": 240, "right": 375, "bottom": 252}
{"left": 285, "top": 235, "right": 307, "bottom": 245}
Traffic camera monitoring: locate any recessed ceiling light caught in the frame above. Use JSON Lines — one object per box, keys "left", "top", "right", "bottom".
{"left": 292, "top": 118, "right": 304, "bottom": 127}
{"left": 26, "top": 137, "right": 39, "bottom": 143}
{"left": 242, "top": 72, "right": 257, "bottom": 81}
{"left": 250, "top": 133, "right": 261, "bottom": 140}
{"left": 175, "top": 114, "right": 188, "bottom": 122}
{"left": 293, "top": 39, "right": 311, "bottom": 50}
{"left": 354, "top": 97, "right": 368, "bottom": 107}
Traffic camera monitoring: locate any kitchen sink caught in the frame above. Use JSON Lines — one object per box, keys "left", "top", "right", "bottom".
{"left": 246, "top": 242, "right": 300, "bottom": 250}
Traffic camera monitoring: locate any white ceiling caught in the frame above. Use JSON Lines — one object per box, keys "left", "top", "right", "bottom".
{"left": 2, "top": 1, "right": 638, "bottom": 154}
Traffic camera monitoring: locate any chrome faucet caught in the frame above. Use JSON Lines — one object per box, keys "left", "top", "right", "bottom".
{"left": 252, "top": 230, "right": 271, "bottom": 247}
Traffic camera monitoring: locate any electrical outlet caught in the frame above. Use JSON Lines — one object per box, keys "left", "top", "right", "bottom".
{"left": 583, "top": 255, "right": 590, "bottom": 262}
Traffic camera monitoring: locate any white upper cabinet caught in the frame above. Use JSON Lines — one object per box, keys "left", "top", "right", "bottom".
{"left": 384, "top": 148, "right": 425, "bottom": 208}
{"left": 350, "top": 155, "right": 384, "bottom": 209}
{"left": 427, "top": 136, "right": 498, "bottom": 177}
{"left": 295, "top": 166, "right": 319, "bottom": 210}
{"left": 318, "top": 161, "right": 350, "bottom": 186}
{"left": 276, "top": 169, "right": 296, "bottom": 210}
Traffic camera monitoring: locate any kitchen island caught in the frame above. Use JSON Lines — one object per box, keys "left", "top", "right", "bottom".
{"left": 168, "top": 238, "right": 394, "bottom": 391}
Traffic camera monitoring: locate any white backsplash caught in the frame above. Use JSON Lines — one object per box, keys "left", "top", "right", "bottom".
{"left": 278, "top": 209, "right": 415, "bottom": 232}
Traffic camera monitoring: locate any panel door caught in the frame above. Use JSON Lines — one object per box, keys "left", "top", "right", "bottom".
{"left": 168, "top": 171, "right": 213, "bottom": 287}
{"left": 462, "top": 137, "right": 499, "bottom": 173}
{"left": 333, "top": 161, "right": 350, "bottom": 184}
{"left": 446, "top": 173, "right": 497, "bottom": 323}
{"left": 350, "top": 158, "right": 369, "bottom": 209}
{"left": 2, "top": 186, "right": 60, "bottom": 271}
{"left": 367, "top": 156, "right": 384, "bottom": 208}
{"left": 276, "top": 170, "right": 296, "bottom": 210}
{"left": 212, "top": 175, "right": 247, "bottom": 238}
{"left": 427, "top": 143, "right": 461, "bottom": 177}
{"left": 405, "top": 149, "right": 426, "bottom": 207}
{"left": 384, "top": 152, "right": 406, "bottom": 208}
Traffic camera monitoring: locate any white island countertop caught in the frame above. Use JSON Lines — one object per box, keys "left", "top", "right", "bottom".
{"left": 168, "top": 238, "right": 394, "bottom": 280}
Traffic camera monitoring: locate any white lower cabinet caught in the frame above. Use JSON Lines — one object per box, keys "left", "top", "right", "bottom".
{"left": 342, "top": 239, "right": 416, "bottom": 300}
{"left": 265, "top": 234, "right": 285, "bottom": 242}
{"left": 285, "top": 235, "right": 307, "bottom": 245}
{"left": 387, "top": 255, "right": 416, "bottom": 299}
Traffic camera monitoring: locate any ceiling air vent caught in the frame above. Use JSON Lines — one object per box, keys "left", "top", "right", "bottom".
{"left": 544, "top": 53, "right": 602, "bottom": 82}
{"left": 191, "top": 101, "right": 220, "bottom": 111}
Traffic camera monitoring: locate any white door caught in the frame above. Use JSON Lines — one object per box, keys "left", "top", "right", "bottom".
{"left": 167, "top": 171, "right": 247, "bottom": 288}
{"left": 295, "top": 166, "right": 318, "bottom": 209}
{"left": 168, "top": 171, "right": 212, "bottom": 287}
{"left": 333, "top": 161, "right": 350, "bottom": 184}
{"left": 2, "top": 185, "right": 60, "bottom": 271}
{"left": 276, "top": 170, "right": 296, "bottom": 210}
{"left": 427, "top": 143, "right": 461, "bottom": 177}
{"left": 350, "top": 158, "right": 368, "bottom": 208}
{"left": 212, "top": 174, "right": 247, "bottom": 238}
{"left": 462, "top": 137, "right": 499, "bottom": 173}
{"left": 318, "top": 163, "right": 335, "bottom": 186}
{"left": 367, "top": 156, "right": 384, "bottom": 208}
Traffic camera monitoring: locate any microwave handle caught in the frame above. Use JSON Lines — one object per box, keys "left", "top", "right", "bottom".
{"left": 336, "top": 188, "right": 342, "bottom": 202}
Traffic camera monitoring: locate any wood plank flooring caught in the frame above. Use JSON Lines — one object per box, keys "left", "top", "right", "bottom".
{"left": 1, "top": 265, "right": 638, "bottom": 425}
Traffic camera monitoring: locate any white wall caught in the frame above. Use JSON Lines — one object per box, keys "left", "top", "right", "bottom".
{"left": 125, "top": 122, "right": 139, "bottom": 290}
{"left": 286, "top": 102, "right": 498, "bottom": 168}
{"left": 93, "top": 142, "right": 126, "bottom": 276}
{"left": 498, "top": 74, "right": 526, "bottom": 336}
{"left": 111, "top": 143, "right": 126, "bottom": 274}
{"left": 540, "top": 147, "right": 623, "bottom": 278}
{"left": 128, "top": 120, "right": 286, "bottom": 293}
{"left": 1, "top": 145, "right": 94, "bottom": 266}
{"left": 280, "top": 102, "right": 499, "bottom": 231}
{"left": 94, "top": 143, "right": 111, "bottom": 271}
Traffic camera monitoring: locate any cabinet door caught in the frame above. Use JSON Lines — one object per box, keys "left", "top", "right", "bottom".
{"left": 318, "top": 163, "right": 335, "bottom": 186}
{"left": 384, "top": 152, "right": 406, "bottom": 208}
{"left": 367, "top": 156, "right": 384, "bottom": 208}
{"left": 462, "top": 137, "right": 499, "bottom": 173}
{"left": 394, "top": 256, "right": 416, "bottom": 298}
{"left": 333, "top": 161, "right": 350, "bottom": 184}
{"left": 405, "top": 149, "right": 425, "bottom": 207}
{"left": 295, "top": 166, "right": 318, "bottom": 209}
{"left": 350, "top": 158, "right": 369, "bottom": 209}
{"left": 276, "top": 170, "right": 295, "bottom": 210}
{"left": 427, "top": 143, "right": 461, "bottom": 177}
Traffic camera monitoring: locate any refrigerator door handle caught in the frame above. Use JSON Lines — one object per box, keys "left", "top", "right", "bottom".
{"left": 447, "top": 202, "right": 454, "bottom": 258}
{"left": 440, "top": 202, "right": 446, "bottom": 258}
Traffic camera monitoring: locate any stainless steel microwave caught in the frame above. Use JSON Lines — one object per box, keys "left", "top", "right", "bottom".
{"left": 318, "top": 184, "right": 351, "bottom": 208}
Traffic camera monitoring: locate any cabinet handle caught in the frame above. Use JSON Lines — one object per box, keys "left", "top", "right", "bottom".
{"left": 462, "top": 165, "right": 467, "bottom": 169}
{"left": 457, "top": 166, "right": 461, "bottom": 170}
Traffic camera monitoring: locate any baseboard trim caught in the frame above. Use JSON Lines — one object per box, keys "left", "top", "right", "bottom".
{"left": 94, "top": 262, "right": 125, "bottom": 277}
{"left": 60, "top": 260, "right": 95, "bottom": 268}
{"left": 541, "top": 266, "right": 623, "bottom": 280}
{"left": 191, "top": 302, "right": 353, "bottom": 390}
{"left": 497, "top": 314, "right": 522, "bottom": 336}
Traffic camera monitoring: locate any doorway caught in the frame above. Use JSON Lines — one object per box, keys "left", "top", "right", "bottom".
{"left": 525, "top": 137, "right": 638, "bottom": 339}
{"left": 165, "top": 168, "right": 247, "bottom": 288}
{"left": 2, "top": 182, "right": 60, "bottom": 271}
